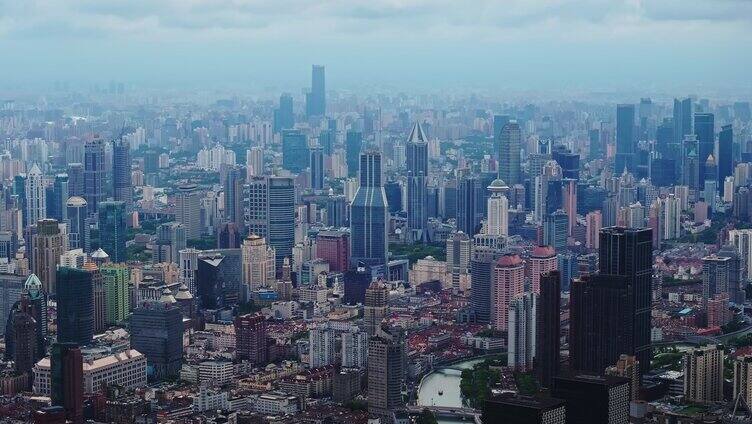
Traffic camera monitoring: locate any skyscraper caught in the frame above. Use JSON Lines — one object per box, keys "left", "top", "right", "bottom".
{"left": 536, "top": 271, "right": 561, "bottom": 388}
{"left": 241, "top": 234, "right": 276, "bottom": 291}
{"left": 543, "top": 209, "right": 568, "bottom": 251}
{"left": 457, "top": 176, "right": 483, "bottom": 236}
{"left": 32, "top": 219, "right": 65, "bottom": 294}
{"left": 234, "top": 313, "right": 268, "bottom": 365}
{"left": 551, "top": 374, "right": 630, "bottom": 424}
{"left": 345, "top": 130, "right": 363, "bottom": 177}
{"left": 695, "top": 112, "right": 715, "bottom": 187}
{"left": 98, "top": 200, "right": 126, "bottom": 263}
{"left": 482, "top": 395, "right": 565, "bottom": 424}
{"left": 406, "top": 122, "right": 429, "bottom": 242}
{"left": 67, "top": 163, "right": 84, "bottom": 198}
{"left": 530, "top": 246, "right": 557, "bottom": 294}
{"left": 154, "top": 222, "right": 186, "bottom": 264}
{"left": 223, "top": 165, "right": 245, "bottom": 233}
{"left": 66, "top": 196, "right": 88, "bottom": 251}
{"left": 673, "top": 97, "right": 693, "bottom": 150}
{"left": 599, "top": 227, "right": 653, "bottom": 376}
{"left": 487, "top": 179, "right": 509, "bottom": 236}
{"left": 316, "top": 230, "right": 349, "bottom": 273}
{"left": 471, "top": 246, "right": 502, "bottom": 324}
{"left": 83, "top": 137, "right": 106, "bottom": 215}
{"left": 491, "top": 254, "right": 525, "bottom": 331}
{"left": 26, "top": 163, "right": 46, "bottom": 224}
{"left": 718, "top": 124, "right": 733, "bottom": 192}
{"left": 130, "top": 296, "right": 184, "bottom": 380}
{"left": 508, "top": 292, "right": 537, "bottom": 371}
{"left": 306, "top": 65, "right": 326, "bottom": 117}
{"left": 615, "top": 104, "right": 635, "bottom": 173}
{"left": 101, "top": 264, "right": 129, "bottom": 325}
{"left": 446, "top": 232, "right": 472, "bottom": 292}
{"left": 273, "top": 93, "right": 294, "bottom": 133}
{"left": 684, "top": 344, "right": 724, "bottom": 403}
{"left": 309, "top": 145, "right": 325, "bottom": 190}
{"left": 50, "top": 342, "right": 84, "bottom": 424}
{"left": 244, "top": 176, "right": 295, "bottom": 271}
{"left": 56, "top": 267, "right": 94, "bottom": 346}
{"left": 281, "top": 129, "right": 309, "bottom": 173}
{"left": 112, "top": 137, "right": 132, "bottom": 209}
{"left": 49, "top": 173, "right": 69, "bottom": 222}
{"left": 363, "top": 281, "right": 388, "bottom": 336}
{"left": 11, "top": 299, "right": 38, "bottom": 380}
{"left": 350, "top": 152, "right": 388, "bottom": 268}
{"left": 196, "top": 251, "right": 242, "bottom": 309}
{"left": 367, "top": 326, "right": 406, "bottom": 423}
{"left": 498, "top": 121, "right": 521, "bottom": 186}
{"left": 174, "top": 183, "right": 202, "bottom": 239}
{"left": 309, "top": 326, "right": 335, "bottom": 368}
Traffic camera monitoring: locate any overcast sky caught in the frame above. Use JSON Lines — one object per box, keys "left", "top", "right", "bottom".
{"left": 1, "top": 0, "right": 751, "bottom": 94}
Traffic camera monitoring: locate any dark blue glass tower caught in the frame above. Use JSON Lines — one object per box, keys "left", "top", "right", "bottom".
{"left": 406, "top": 122, "right": 428, "bottom": 242}
{"left": 615, "top": 104, "right": 635, "bottom": 173}
{"left": 56, "top": 267, "right": 94, "bottom": 346}
{"left": 98, "top": 200, "right": 127, "bottom": 263}
{"left": 350, "top": 151, "right": 388, "bottom": 268}
{"left": 281, "top": 129, "right": 309, "bottom": 173}
{"left": 718, "top": 124, "right": 733, "bottom": 192}
{"left": 694, "top": 113, "right": 715, "bottom": 188}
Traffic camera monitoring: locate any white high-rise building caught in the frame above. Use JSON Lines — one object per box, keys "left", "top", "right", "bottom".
{"left": 26, "top": 163, "right": 46, "bottom": 224}
{"left": 309, "top": 326, "right": 335, "bottom": 368}
{"left": 729, "top": 229, "right": 752, "bottom": 281}
{"left": 684, "top": 344, "right": 724, "bottom": 403}
{"left": 508, "top": 292, "right": 537, "bottom": 371}
{"left": 241, "top": 234, "right": 276, "bottom": 291}
{"left": 341, "top": 328, "right": 368, "bottom": 369}
{"left": 487, "top": 179, "right": 509, "bottom": 236}
{"left": 663, "top": 194, "right": 681, "bottom": 240}
{"left": 724, "top": 176, "right": 735, "bottom": 203}
{"left": 246, "top": 147, "right": 264, "bottom": 179}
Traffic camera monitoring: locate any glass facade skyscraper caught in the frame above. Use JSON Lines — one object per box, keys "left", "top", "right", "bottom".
{"left": 98, "top": 200, "right": 127, "bottom": 263}
{"left": 350, "top": 151, "right": 388, "bottom": 268}
{"left": 56, "top": 267, "right": 94, "bottom": 346}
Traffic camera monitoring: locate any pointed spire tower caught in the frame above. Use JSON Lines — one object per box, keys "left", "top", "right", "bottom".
{"left": 406, "top": 122, "right": 429, "bottom": 243}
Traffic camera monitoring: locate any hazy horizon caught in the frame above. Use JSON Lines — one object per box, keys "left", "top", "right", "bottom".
{"left": 2, "top": 0, "right": 752, "bottom": 96}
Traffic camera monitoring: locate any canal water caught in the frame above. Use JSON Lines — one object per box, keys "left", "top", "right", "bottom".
{"left": 417, "top": 358, "right": 483, "bottom": 423}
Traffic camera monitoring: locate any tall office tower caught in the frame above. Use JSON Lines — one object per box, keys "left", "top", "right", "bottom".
{"left": 342, "top": 328, "right": 368, "bottom": 369}
{"left": 674, "top": 97, "right": 693, "bottom": 149}
{"left": 493, "top": 114, "right": 511, "bottom": 143}
{"left": 112, "top": 137, "right": 132, "bottom": 209}
{"left": 694, "top": 112, "right": 715, "bottom": 187}
{"left": 585, "top": 211, "right": 602, "bottom": 250}
{"left": 11, "top": 299, "right": 37, "bottom": 380}
{"left": 530, "top": 246, "right": 557, "bottom": 294}
{"left": 50, "top": 343, "right": 84, "bottom": 424}
{"left": 406, "top": 122, "right": 429, "bottom": 242}
{"left": 316, "top": 230, "right": 349, "bottom": 272}
{"left": 702, "top": 254, "right": 733, "bottom": 308}
{"left": 570, "top": 274, "right": 632, "bottom": 374}
{"left": 67, "top": 163, "right": 84, "bottom": 197}
{"left": 363, "top": 281, "right": 389, "bottom": 336}
{"left": 486, "top": 179, "right": 509, "bottom": 236}
{"left": 457, "top": 176, "right": 483, "bottom": 236}
{"left": 350, "top": 152, "right": 388, "bottom": 268}
{"left": 367, "top": 326, "right": 406, "bottom": 423}
{"left": 602, "top": 195, "right": 618, "bottom": 227}
{"left": 718, "top": 124, "right": 733, "bottom": 192}
{"left": 305, "top": 65, "right": 326, "bottom": 117}
{"left": 326, "top": 194, "right": 348, "bottom": 227}
{"left": 446, "top": 232, "right": 472, "bottom": 292}
{"left": 66, "top": 196, "right": 88, "bottom": 251}
{"left": 26, "top": 164, "right": 47, "bottom": 224}
{"left": 196, "top": 251, "right": 242, "bottom": 309}
{"left": 0, "top": 274, "right": 24, "bottom": 339}
{"left": 491, "top": 254, "right": 525, "bottom": 331}
{"left": 718, "top": 244, "right": 743, "bottom": 303}
{"left": 234, "top": 313, "right": 268, "bottom": 365}
{"left": 684, "top": 344, "right": 724, "bottom": 403}
{"left": 470, "top": 246, "right": 502, "bottom": 324}
{"left": 734, "top": 355, "right": 752, "bottom": 409}
{"left": 343, "top": 262, "right": 371, "bottom": 305}
{"left": 4, "top": 275, "right": 48, "bottom": 362}
{"left": 663, "top": 194, "right": 681, "bottom": 240}
{"left": 273, "top": 93, "right": 294, "bottom": 133}
{"left": 246, "top": 146, "right": 264, "bottom": 178}
{"left": 241, "top": 234, "right": 276, "bottom": 291}
{"left": 498, "top": 121, "right": 521, "bottom": 186}
{"left": 552, "top": 374, "right": 630, "bottom": 424}
{"left": 682, "top": 136, "right": 701, "bottom": 189}
{"left": 32, "top": 219, "right": 65, "bottom": 294}
{"left": 131, "top": 296, "right": 184, "bottom": 380}
{"left": 281, "top": 129, "right": 309, "bottom": 173}
{"left": 318, "top": 128, "right": 335, "bottom": 156}
{"left": 224, "top": 165, "right": 245, "bottom": 232}
{"left": 536, "top": 271, "right": 560, "bottom": 388}
{"left": 543, "top": 209, "right": 568, "bottom": 251}
{"left": 98, "top": 201, "right": 126, "bottom": 263}
{"left": 174, "top": 183, "right": 202, "bottom": 239}
{"left": 345, "top": 130, "right": 363, "bottom": 177}
{"left": 309, "top": 326, "right": 335, "bottom": 368}
{"left": 482, "top": 395, "right": 566, "bottom": 424}
{"left": 598, "top": 227, "right": 652, "bottom": 375}
{"left": 244, "top": 176, "right": 295, "bottom": 271}
{"left": 83, "top": 137, "right": 105, "bottom": 215}
{"left": 85, "top": 262, "right": 106, "bottom": 333}
{"left": 309, "top": 146, "right": 325, "bottom": 190}
{"left": 154, "top": 222, "right": 186, "bottom": 264}
{"left": 724, "top": 176, "right": 735, "bottom": 202}
{"left": 615, "top": 104, "right": 636, "bottom": 173}
{"left": 101, "top": 264, "right": 129, "bottom": 325}
{"left": 508, "top": 292, "right": 537, "bottom": 371}
{"left": 606, "top": 354, "right": 640, "bottom": 401}
{"left": 49, "top": 173, "right": 69, "bottom": 222}
{"left": 56, "top": 267, "right": 94, "bottom": 346}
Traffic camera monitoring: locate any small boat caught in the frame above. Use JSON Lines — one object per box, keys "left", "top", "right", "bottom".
{"left": 438, "top": 390, "right": 444, "bottom": 396}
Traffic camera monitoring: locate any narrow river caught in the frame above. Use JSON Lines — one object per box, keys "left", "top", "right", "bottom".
{"left": 416, "top": 358, "right": 483, "bottom": 423}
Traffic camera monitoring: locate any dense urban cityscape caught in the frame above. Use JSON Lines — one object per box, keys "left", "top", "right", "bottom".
{"left": 2, "top": 2, "right": 752, "bottom": 423}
